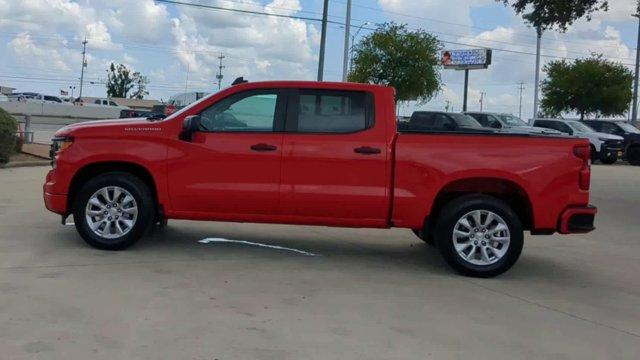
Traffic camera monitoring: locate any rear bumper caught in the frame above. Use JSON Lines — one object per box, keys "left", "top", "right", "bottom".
{"left": 558, "top": 205, "right": 597, "bottom": 234}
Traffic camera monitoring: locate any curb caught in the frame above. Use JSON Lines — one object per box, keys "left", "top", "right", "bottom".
{"left": 1, "top": 160, "right": 51, "bottom": 169}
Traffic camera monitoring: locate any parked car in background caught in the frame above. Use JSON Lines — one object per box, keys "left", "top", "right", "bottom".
{"left": 91, "top": 98, "right": 119, "bottom": 107}
{"left": 465, "top": 112, "right": 561, "bottom": 135}
{"left": 44, "top": 80, "right": 597, "bottom": 277}
{"left": 8, "top": 92, "right": 70, "bottom": 105}
{"left": 582, "top": 120, "right": 640, "bottom": 166}
{"left": 401, "top": 111, "right": 492, "bottom": 133}
{"left": 532, "top": 119, "right": 624, "bottom": 164}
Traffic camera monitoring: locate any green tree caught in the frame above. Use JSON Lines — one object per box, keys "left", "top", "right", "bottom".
{"left": 348, "top": 23, "right": 441, "bottom": 103}
{"left": 106, "top": 63, "right": 149, "bottom": 99}
{"left": 541, "top": 55, "right": 633, "bottom": 119}
{"left": 0, "top": 107, "right": 18, "bottom": 164}
{"left": 497, "top": 0, "right": 609, "bottom": 31}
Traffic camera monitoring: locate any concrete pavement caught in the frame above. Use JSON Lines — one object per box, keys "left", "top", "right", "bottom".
{"left": 0, "top": 165, "right": 639, "bottom": 359}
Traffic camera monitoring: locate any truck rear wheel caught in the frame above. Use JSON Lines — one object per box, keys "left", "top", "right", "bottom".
{"left": 73, "top": 172, "right": 154, "bottom": 250}
{"left": 434, "top": 195, "right": 523, "bottom": 278}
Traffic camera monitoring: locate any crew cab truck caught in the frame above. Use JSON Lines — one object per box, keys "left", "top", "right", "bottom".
{"left": 44, "top": 81, "right": 596, "bottom": 277}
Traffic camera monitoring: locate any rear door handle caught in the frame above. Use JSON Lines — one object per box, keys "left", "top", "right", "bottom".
{"left": 354, "top": 146, "right": 382, "bottom": 155}
{"left": 250, "top": 143, "right": 278, "bottom": 152}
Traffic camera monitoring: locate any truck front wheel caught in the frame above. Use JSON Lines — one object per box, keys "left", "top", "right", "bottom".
{"left": 73, "top": 172, "right": 154, "bottom": 250}
{"left": 434, "top": 195, "right": 524, "bottom": 278}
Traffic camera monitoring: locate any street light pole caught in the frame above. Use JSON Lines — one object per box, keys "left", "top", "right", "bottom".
{"left": 342, "top": 0, "right": 352, "bottom": 82}
{"left": 533, "top": 26, "right": 542, "bottom": 120}
{"left": 317, "top": 0, "right": 329, "bottom": 81}
{"left": 349, "top": 22, "right": 370, "bottom": 74}
{"left": 632, "top": 13, "right": 640, "bottom": 125}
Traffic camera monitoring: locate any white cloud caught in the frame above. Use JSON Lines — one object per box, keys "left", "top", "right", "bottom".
{"left": 169, "top": 0, "right": 318, "bottom": 86}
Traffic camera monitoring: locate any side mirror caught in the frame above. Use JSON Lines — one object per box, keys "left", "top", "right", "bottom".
{"left": 179, "top": 115, "right": 202, "bottom": 142}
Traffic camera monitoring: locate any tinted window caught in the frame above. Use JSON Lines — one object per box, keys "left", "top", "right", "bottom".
{"left": 109, "top": 101, "right": 117, "bottom": 106}
{"left": 200, "top": 90, "right": 278, "bottom": 132}
{"left": 44, "top": 96, "right": 61, "bottom": 102}
{"left": 538, "top": 121, "right": 572, "bottom": 134}
{"left": 583, "top": 121, "right": 602, "bottom": 132}
{"left": 410, "top": 112, "right": 455, "bottom": 131}
{"left": 467, "top": 113, "right": 486, "bottom": 125}
{"left": 449, "top": 114, "right": 482, "bottom": 127}
{"left": 618, "top": 122, "right": 640, "bottom": 134}
{"left": 296, "top": 90, "right": 371, "bottom": 133}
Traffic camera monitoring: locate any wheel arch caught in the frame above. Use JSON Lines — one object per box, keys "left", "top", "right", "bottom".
{"left": 425, "top": 177, "right": 534, "bottom": 233}
{"left": 67, "top": 161, "right": 159, "bottom": 213}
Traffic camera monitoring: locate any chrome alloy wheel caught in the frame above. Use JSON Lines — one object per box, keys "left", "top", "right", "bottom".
{"left": 452, "top": 210, "right": 511, "bottom": 266}
{"left": 85, "top": 186, "right": 138, "bottom": 239}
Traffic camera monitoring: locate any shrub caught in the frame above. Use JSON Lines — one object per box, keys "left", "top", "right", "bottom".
{"left": 0, "top": 107, "right": 18, "bottom": 164}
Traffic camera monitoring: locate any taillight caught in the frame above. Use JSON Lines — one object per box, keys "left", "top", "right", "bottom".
{"left": 573, "top": 144, "right": 591, "bottom": 190}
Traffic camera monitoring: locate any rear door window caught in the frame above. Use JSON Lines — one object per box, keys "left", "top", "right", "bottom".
{"left": 293, "top": 90, "right": 372, "bottom": 133}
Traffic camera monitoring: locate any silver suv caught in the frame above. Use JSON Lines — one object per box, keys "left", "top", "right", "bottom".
{"left": 465, "top": 112, "right": 561, "bottom": 135}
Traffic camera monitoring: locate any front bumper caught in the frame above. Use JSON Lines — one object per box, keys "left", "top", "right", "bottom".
{"left": 43, "top": 169, "right": 68, "bottom": 215}
{"left": 558, "top": 205, "right": 597, "bottom": 234}
{"left": 44, "top": 192, "right": 68, "bottom": 215}
{"left": 602, "top": 140, "right": 625, "bottom": 158}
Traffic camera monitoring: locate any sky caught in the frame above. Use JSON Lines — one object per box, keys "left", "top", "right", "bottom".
{"left": 0, "top": 0, "right": 637, "bottom": 119}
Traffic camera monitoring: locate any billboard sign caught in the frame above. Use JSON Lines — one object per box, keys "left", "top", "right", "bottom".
{"left": 441, "top": 49, "right": 492, "bottom": 70}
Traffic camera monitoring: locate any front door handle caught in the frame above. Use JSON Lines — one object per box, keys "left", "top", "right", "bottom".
{"left": 354, "top": 146, "right": 381, "bottom": 155}
{"left": 250, "top": 143, "right": 278, "bottom": 152}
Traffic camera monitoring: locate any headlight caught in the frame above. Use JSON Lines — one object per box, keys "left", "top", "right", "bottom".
{"left": 598, "top": 137, "right": 610, "bottom": 142}
{"left": 50, "top": 136, "right": 73, "bottom": 168}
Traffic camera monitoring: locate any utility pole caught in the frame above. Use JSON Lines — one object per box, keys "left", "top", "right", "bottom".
{"left": 480, "top": 92, "right": 486, "bottom": 111}
{"left": 78, "top": 37, "right": 88, "bottom": 100}
{"left": 317, "top": 0, "right": 329, "bottom": 81}
{"left": 462, "top": 69, "right": 469, "bottom": 112}
{"left": 518, "top": 82, "right": 525, "bottom": 119}
{"left": 632, "top": 13, "right": 640, "bottom": 125}
{"left": 216, "top": 54, "right": 225, "bottom": 90}
{"left": 445, "top": 100, "right": 451, "bottom": 112}
{"left": 342, "top": 0, "right": 352, "bottom": 82}
{"left": 533, "top": 26, "right": 542, "bottom": 119}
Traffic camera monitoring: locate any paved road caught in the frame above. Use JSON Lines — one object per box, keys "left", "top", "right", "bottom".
{"left": 1, "top": 165, "right": 639, "bottom": 359}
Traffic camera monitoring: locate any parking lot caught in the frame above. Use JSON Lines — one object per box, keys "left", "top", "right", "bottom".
{"left": 1, "top": 165, "right": 639, "bottom": 359}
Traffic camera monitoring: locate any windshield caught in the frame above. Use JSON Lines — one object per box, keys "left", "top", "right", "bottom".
{"left": 449, "top": 113, "right": 482, "bottom": 127}
{"left": 498, "top": 114, "right": 528, "bottom": 127}
{"left": 618, "top": 122, "right": 640, "bottom": 134}
{"left": 567, "top": 121, "right": 595, "bottom": 133}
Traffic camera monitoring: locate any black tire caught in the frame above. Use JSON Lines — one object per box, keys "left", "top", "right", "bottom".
{"left": 412, "top": 229, "right": 435, "bottom": 246}
{"left": 434, "top": 194, "right": 524, "bottom": 278}
{"left": 628, "top": 146, "right": 640, "bottom": 166}
{"left": 73, "top": 172, "right": 154, "bottom": 250}
{"left": 599, "top": 152, "right": 617, "bottom": 165}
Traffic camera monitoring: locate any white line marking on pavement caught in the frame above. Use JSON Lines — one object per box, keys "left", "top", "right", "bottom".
{"left": 65, "top": 222, "right": 75, "bottom": 226}
{"left": 198, "top": 238, "right": 319, "bottom": 257}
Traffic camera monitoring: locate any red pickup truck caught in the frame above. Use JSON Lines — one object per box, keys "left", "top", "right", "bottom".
{"left": 44, "top": 81, "right": 596, "bottom": 277}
